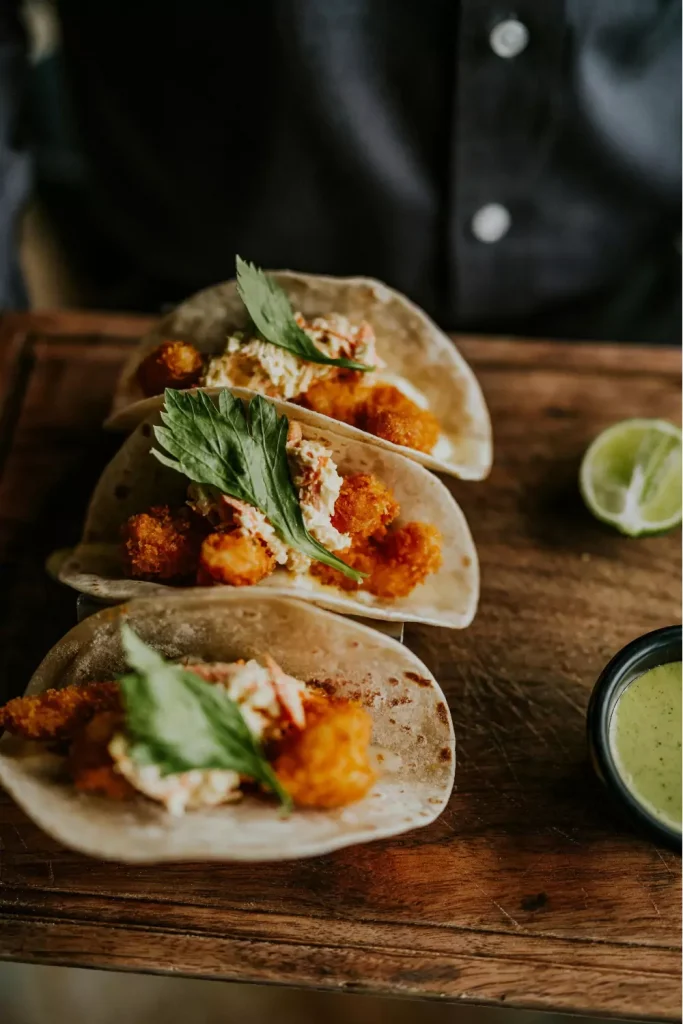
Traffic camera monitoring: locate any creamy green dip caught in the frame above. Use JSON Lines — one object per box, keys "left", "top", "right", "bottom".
{"left": 609, "top": 661, "right": 682, "bottom": 831}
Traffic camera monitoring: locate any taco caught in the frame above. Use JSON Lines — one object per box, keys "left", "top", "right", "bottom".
{"left": 60, "top": 389, "right": 479, "bottom": 629}
{"left": 0, "top": 591, "right": 455, "bottom": 862}
{"left": 107, "top": 258, "right": 492, "bottom": 481}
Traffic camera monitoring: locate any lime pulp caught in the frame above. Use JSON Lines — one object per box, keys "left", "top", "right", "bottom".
{"left": 579, "top": 419, "right": 682, "bottom": 537}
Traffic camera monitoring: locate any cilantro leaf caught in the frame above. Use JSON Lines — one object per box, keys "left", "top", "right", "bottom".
{"left": 118, "top": 624, "right": 292, "bottom": 809}
{"left": 235, "top": 256, "right": 373, "bottom": 372}
{"left": 151, "top": 388, "right": 364, "bottom": 581}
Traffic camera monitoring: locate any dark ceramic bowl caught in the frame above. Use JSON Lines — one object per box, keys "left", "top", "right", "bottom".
{"left": 587, "top": 625, "right": 682, "bottom": 850}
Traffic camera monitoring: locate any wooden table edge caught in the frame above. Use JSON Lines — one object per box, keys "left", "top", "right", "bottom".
{"left": 0, "top": 893, "right": 680, "bottom": 1021}
{"left": 0, "top": 913, "right": 680, "bottom": 1020}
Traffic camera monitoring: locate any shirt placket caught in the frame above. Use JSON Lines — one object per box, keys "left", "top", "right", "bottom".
{"left": 450, "top": 0, "right": 566, "bottom": 330}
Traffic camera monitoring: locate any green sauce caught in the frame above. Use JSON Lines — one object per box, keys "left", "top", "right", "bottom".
{"left": 610, "top": 661, "right": 682, "bottom": 831}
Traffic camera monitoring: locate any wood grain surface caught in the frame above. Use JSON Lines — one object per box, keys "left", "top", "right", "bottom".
{"left": 0, "top": 313, "right": 680, "bottom": 1019}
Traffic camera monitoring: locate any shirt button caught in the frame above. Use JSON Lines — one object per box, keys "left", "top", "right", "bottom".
{"left": 489, "top": 19, "right": 529, "bottom": 58}
{"left": 471, "top": 204, "right": 511, "bottom": 243}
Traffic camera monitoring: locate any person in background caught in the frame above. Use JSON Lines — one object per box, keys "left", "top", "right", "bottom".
{"left": 0, "top": 0, "right": 680, "bottom": 343}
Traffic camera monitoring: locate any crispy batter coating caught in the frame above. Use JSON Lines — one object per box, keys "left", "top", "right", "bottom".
{"left": 136, "top": 340, "right": 204, "bottom": 397}
{"left": 3, "top": 683, "right": 376, "bottom": 808}
{"left": 274, "top": 696, "right": 376, "bottom": 808}
{"left": 121, "top": 505, "right": 205, "bottom": 581}
{"left": 68, "top": 712, "right": 135, "bottom": 800}
{"left": 310, "top": 534, "right": 376, "bottom": 592}
{"left": 331, "top": 473, "right": 400, "bottom": 540}
{"left": 365, "top": 521, "right": 442, "bottom": 598}
{"left": 311, "top": 521, "right": 442, "bottom": 598}
{"left": 197, "top": 531, "right": 276, "bottom": 587}
{"left": 296, "top": 370, "right": 370, "bottom": 424}
{"left": 0, "top": 682, "right": 121, "bottom": 740}
{"left": 299, "top": 376, "right": 441, "bottom": 455}
{"left": 360, "top": 384, "right": 440, "bottom": 454}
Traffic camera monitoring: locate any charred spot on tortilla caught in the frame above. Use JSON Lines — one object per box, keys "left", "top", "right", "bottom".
{"left": 388, "top": 695, "right": 411, "bottom": 707}
{"left": 404, "top": 671, "right": 432, "bottom": 687}
{"left": 436, "top": 702, "right": 449, "bottom": 725}
{"left": 114, "top": 484, "right": 130, "bottom": 500}
{"left": 439, "top": 746, "right": 452, "bottom": 763}
{"left": 308, "top": 678, "right": 336, "bottom": 696}
{"left": 307, "top": 677, "right": 345, "bottom": 690}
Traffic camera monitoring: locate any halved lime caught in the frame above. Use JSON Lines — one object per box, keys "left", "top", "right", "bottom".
{"left": 580, "top": 419, "right": 682, "bottom": 537}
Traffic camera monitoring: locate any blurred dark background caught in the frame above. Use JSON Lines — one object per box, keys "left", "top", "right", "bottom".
{"left": 4, "top": 0, "right": 681, "bottom": 342}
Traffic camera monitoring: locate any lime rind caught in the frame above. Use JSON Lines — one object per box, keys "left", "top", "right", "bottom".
{"left": 580, "top": 418, "right": 682, "bottom": 537}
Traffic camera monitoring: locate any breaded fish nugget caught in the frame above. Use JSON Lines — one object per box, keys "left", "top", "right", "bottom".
{"left": 274, "top": 697, "right": 376, "bottom": 808}
{"left": 122, "top": 505, "right": 204, "bottom": 581}
{"left": 197, "top": 531, "right": 276, "bottom": 587}
{"left": 360, "top": 384, "right": 440, "bottom": 454}
{"left": 68, "top": 711, "right": 135, "bottom": 800}
{"left": 366, "top": 522, "right": 442, "bottom": 599}
{"left": 332, "top": 473, "right": 399, "bottom": 540}
{"left": 297, "top": 370, "right": 370, "bottom": 424}
{"left": 136, "top": 340, "right": 204, "bottom": 396}
{"left": 0, "top": 682, "right": 121, "bottom": 740}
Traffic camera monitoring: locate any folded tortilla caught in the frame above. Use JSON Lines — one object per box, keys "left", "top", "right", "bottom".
{"left": 0, "top": 591, "right": 455, "bottom": 862}
{"left": 107, "top": 272, "right": 492, "bottom": 480}
{"left": 60, "top": 397, "right": 479, "bottom": 628}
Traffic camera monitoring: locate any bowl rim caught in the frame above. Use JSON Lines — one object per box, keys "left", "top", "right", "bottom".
{"left": 587, "top": 624, "right": 682, "bottom": 850}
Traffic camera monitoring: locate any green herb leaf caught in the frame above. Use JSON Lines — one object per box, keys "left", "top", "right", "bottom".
{"left": 118, "top": 624, "right": 292, "bottom": 808}
{"left": 152, "top": 388, "right": 365, "bottom": 581}
{"left": 235, "top": 256, "right": 373, "bottom": 372}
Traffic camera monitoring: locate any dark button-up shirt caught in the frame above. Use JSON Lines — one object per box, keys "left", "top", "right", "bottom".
{"left": 3, "top": 1, "right": 681, "bottom": 342}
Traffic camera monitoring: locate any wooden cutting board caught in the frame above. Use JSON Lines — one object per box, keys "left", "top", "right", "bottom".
{"left": 0, "top": 312, "right": 680, "bottom": 1019}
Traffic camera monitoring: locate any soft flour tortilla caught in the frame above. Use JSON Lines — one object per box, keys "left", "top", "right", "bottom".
{"left": 107, "top": 272, "right": 492, "bottom": 480}
{"left": 59, "top": 399, "right": 479, "bottom": 629}
{"left": 0, "top": 591, "right": 455, "bottom": 862}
